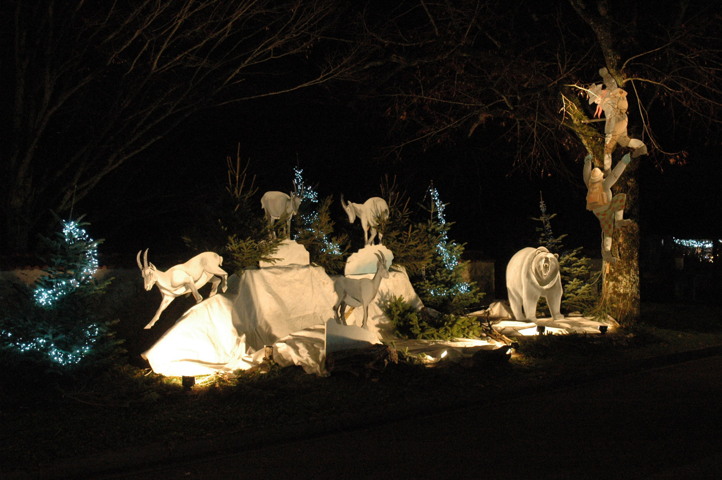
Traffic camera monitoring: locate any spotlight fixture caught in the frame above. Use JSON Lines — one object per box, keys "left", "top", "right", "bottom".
{"left": 182, "top": 376, "right": 196, "bottom": 390}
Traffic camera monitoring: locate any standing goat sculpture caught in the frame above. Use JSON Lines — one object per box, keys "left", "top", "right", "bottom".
{"left": 136, "top": 249, "right": 228, "bottom": 329}
{"left": 261, "top": 188, "right": 301, "bottom": 239}
{"left": 340, "top": 196, "right": 389, "bottom": 245}
{"left": 333, "top": 252, "right": 389, "bottom": 328}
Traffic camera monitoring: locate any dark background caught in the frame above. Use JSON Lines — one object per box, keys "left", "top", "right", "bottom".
{"left": 79, "top": 92, "right": 721, "bottom": 268}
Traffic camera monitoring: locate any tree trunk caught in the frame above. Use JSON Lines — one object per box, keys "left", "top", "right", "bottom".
{"left": 599, "top": 159, "right": 640, "bottom": 324}
{"left": 601, "top": 221, "right": 640, "bottom": 325}
{"left": 2, "top": 181, "right": 37, "bottom": 256}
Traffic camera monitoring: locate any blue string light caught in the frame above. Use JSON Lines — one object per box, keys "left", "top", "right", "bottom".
{"left": 427, "top": 184, "right": 471, "bottom": 296}
{"left": 672, "top": 237, "right": 720, "bottom": 263}
{"left": 33, "top": 220, "right": 100, "bottom": 308}
{"left": 0, "top": 325, "right": 100, "bottom": 366}
{"left": 293, "top": 167, "right": 342, "bottom": 255}
{"left": 1, "top": 219, "right": 104, "bottom": 366}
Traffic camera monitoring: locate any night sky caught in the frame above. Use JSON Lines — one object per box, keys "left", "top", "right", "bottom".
{"left": 7, "top": 2, "right": 718, "bottom": 268}
{"left": 79, "top": 88, "right": 720, "bottom": 270}
{"left": 81, "top": 97, "right": 581, "bottom": 262}
{"left": 78, "top": 85, "right": 722, "bottom": 270}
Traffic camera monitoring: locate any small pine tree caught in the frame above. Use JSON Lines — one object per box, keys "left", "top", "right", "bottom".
{"left": 532, "top": 192, "right": 599, "bottom": 314}
{"left": 183, "top": 144, "right": 266, "bottom": 254}
{"left": 378, "top": 176, "right": 435, "bottom": 275}
{"left": 291, "top": 167, "right": 348, "bottom": 274}
{"left": 413, "top": 184, "right": 485, "bottom": 315}
{"left": 384, "top": 295, "right": 484, "bottom": 340}
{"left": 0, "top": 217, "right": 122, "bottom": 373}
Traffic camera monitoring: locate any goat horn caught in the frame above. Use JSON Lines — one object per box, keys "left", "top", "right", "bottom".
{"left": 143, "top": 248, "right": 149, "bottom": 268}
{"left": 340, "top": 194, "right": 347, "bottom": 207}
{"left": 136, "top": 250, "right": 144, "bottom": 270}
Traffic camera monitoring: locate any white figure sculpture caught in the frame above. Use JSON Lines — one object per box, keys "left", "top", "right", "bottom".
{"left": 588, "top": 67, "right": 647, "bottom": 171}
{"left": 261, "top": 189, "right": 301, "bottom": 239}
{"left": 333, "top": 252, "right": 390, "bottom": 328}
{"left": 340, "top": 196, "right": 389, "bottom": 245}
{"left": 505, "top": 247, "right": 563, "bottom": 322}
{"left": 136, "top": 249, "right": 228, "bottom": 329}
{"left": 584, "top": 152, "right": 633, "bottom": 264}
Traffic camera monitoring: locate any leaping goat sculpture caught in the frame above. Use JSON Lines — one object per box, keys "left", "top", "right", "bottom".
{"left": 136, "top": 249, "right": 228, "bottom": 329}
{"left": 341, "top": 196, "right": 389, "bottom": 245}
{"left": 333, "top": 252, "right": 389, "bottom": 328}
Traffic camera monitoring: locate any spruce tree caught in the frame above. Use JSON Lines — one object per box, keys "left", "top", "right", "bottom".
{"left": 413, "top": 184, "right": 485, "bottom": 315}
{"left": 532, "top": 192, "right": 599, "bottom": 314}
{"left": 291, "top": 166, "right": 348, "bottom": 274}
{"left": 0, "top": 217, "right": 122, "bottom": 373}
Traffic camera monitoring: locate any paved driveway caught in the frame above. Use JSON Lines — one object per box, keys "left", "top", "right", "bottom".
{"left": 93, "top": 354, "right": 722, "bottom": 479}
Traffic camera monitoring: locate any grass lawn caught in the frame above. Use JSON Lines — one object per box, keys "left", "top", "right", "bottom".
{"left": 2, "top": 302, "right": 722, "bottom": 475}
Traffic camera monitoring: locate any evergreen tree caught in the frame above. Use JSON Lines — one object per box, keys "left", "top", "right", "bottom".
{"left": 413, "top": 184, "right": 485, "bottom": 315}
{"left": 291, "top": 167, "right": 348, "bottom": 274}
{"left": 183, "top": 145, "right": 267, "bottom": 254}
{"left": 532, "top": 192, "right": 599, "bottom": 314}
{"left": 0, "top": 217, "right": 122, "bottom": 373}
{"left": 378, "top": 176, "right": 435, "bottom": 276}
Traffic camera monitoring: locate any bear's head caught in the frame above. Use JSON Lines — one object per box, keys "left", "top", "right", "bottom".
{"left": 532, "top": 247, "right": 560, "bottom": 287}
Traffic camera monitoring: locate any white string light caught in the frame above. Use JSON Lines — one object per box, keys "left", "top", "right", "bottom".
{"left": 33, "top": 220, "right": 100, "bottom": 307}
{"left": 672, "top": 237, "right": 720, "bottom": 263}
{"left": 1, "top": 219, "right": 103, "bottom": 366}
{"left": 293, "top": 167, "right": 342, "bottom": 255}
{"left": 427, "top": 185, "right": 471, "bottom": 296}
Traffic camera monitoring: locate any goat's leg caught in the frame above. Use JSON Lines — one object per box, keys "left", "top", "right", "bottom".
{"left": 145, "top": 295, "right": 174, "bottom": 329}
{"left": 333, "top": 301, "right": 341, "bottom": 324}
{"left": 208, "top": 276, "right": 221, "bottom": 296}
{"left": 338, "top": 302, "right": 348, "bottom": 325}
{"left": 368, "top": 227, "right": 378, "bottom": 245}
{"left": 186, "top": 280, "right": 203, "bottom": 303}
{"left": 206, "top": 266, "right": 229, "bottom": 293}
{"left": 361, "top": 305, "right": 368, "bottom": 328}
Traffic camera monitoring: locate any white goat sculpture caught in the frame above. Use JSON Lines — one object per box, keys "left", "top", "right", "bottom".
{"left": 333, "top": 252, "right": 389, "bottom": 328}
{"left": 261, "top": 189, "right": 301, "bottom": 238}
{"left": 340, "top": 196, "right": 389, "bottom": 245}
{"left": 136, "top": 249, "right": 228, "bottom": 329}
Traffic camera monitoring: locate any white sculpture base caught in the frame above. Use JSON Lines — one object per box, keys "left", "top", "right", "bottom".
{"left": 259, "top": 239, "right": 310, "bottom": 268}
{"left": 142, "top": 266, "right": 422, "bottom": 376}
{"left": 344, "top": 244, "right": 394, "bottom": 275}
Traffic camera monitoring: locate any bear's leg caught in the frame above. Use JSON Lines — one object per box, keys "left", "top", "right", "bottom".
{"left": 546, "top": 287, "right": 564, "bottom": 320}
{"left": 522, "top": 293, "right": 540, "bottom": 322}
{"left": 508, "top": 289, "right": 526, "bottom": 322}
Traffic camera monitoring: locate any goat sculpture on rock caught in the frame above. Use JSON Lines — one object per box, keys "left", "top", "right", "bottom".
{"left": 333, "top": 252, "right": 389, "bottom": 328}
{"left": 261, "top": 187, "right": 301, "bottom": 239}
{"left": 136, "top": 249, "right": 228, "bottom": 329}
{"left": 341, "top": 196, "right": 389, "bottom": 245}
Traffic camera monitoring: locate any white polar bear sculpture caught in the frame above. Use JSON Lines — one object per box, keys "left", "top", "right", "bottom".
{"left": 505, "top": 247, "right": 564, "bottom": 322}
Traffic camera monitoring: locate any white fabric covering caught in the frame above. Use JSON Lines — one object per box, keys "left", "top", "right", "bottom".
{"left": 140, "top": 276, "right": 257, "bottom": 377}
{"left": 143, "top": 265, "right": 422, "bottom": 376}
{"left": 344, "top": 245, "right": 394, "bottom": 275}
{"left": 258, "top": 239, "right": 310, "bottom": 268}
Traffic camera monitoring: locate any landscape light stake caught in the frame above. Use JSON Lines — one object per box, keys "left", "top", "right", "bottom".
{"left": 182, "top": 376, "right": 195, "bottom": 390}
